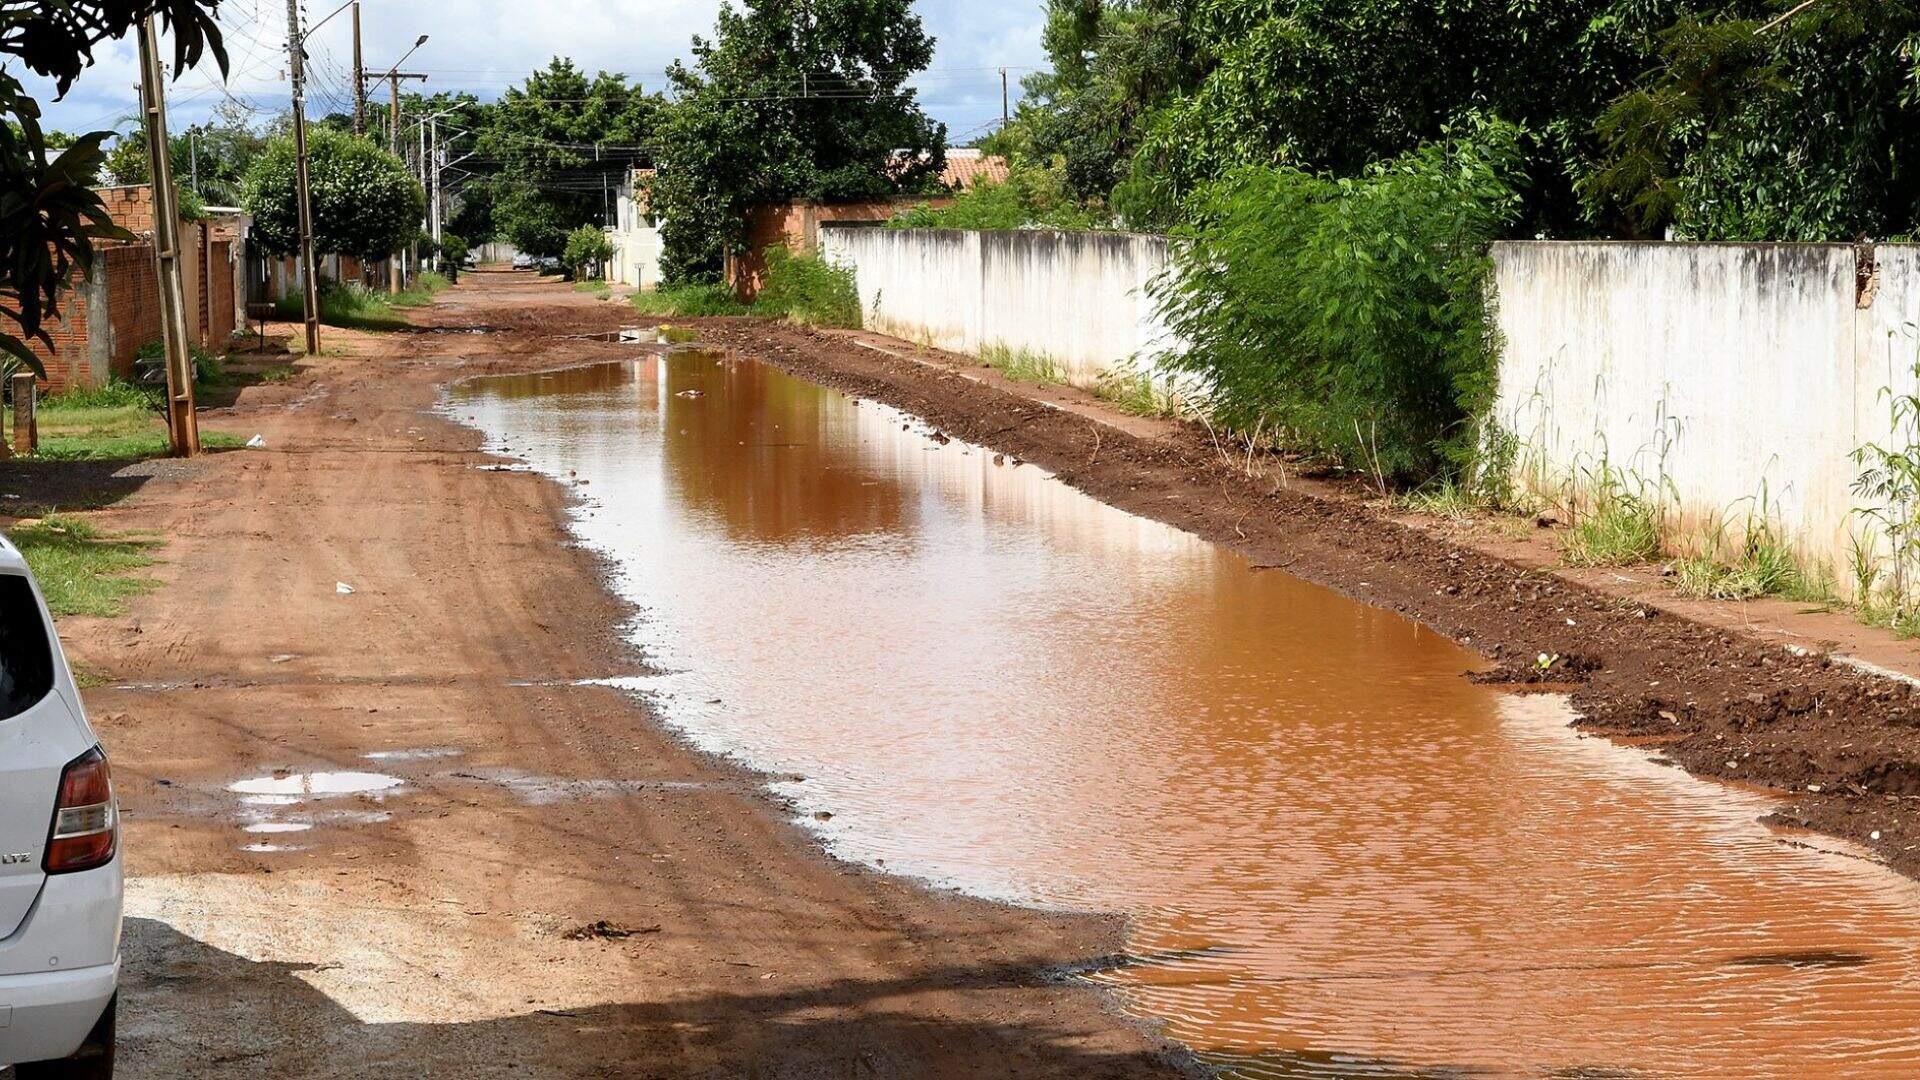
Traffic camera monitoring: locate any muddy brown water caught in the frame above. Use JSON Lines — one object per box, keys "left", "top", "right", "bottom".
{"left": 450, "top": 355, "right": 1920, "bottom": 1078}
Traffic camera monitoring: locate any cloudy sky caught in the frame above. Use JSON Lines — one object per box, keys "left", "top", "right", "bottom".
{"left": 17, "top": 0, "right": 1048, "bottom": 145}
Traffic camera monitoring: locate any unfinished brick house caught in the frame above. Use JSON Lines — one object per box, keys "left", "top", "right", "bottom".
{"left": 27, "top": 185, "right": 244, "bottom": 395}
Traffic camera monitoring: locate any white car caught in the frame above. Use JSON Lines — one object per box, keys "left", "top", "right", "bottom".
{"left": 0, "top": 533, "right": 120, "bottom": 1078}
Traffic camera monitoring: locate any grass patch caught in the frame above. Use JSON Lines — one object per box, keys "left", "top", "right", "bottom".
{"left": 276, "top": 281, "right": 413, "bottom": 331}
{"left": 7, "top": 398, "right": 244, "bottom": 461}
{"left": 1671, "top": 523, "right": 1838, "bottom": 604}
{"left": 630, "top": 283, "right": 751, "bottom": 317}
{"left": 1397, "top": 478, "right": 1482, "bottom": 522}
{"left": 260, "top": 364, "right": 299, "bottom": 383}
{"left": 574, "top": 279, "right": 611, "bottom": 296}
{"left": 1093, "top": 370, "right": 1182, "bottom": 418}
{"left": 1561, "top": 482, "right": 1662, "bottom": 567}
{"left": 6, "top": 515, "right": 159, "bottom": 617}
{"left": 40, "top": 379, "right": 157, "bottom": 411}
{"left": 388, "top": 271, "right": 452, "bottom": 309}
{"left": 980, "top": 343, "right": 1064, "bottom": 385}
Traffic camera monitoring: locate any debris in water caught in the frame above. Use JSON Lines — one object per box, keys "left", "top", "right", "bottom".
{"left": 676, "top": 389, "right": 704, "bottom": 399}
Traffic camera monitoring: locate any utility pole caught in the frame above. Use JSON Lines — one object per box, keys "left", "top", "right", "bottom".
{"left": 136, "top": 17, "right": 200, "bottom": 457}
{"left": 375, "top": 67, "right": 429, "bottom": 291}
{"left": 285, "top": 0, "right": 321, "bottom": 355}
{"left": 188, "top": 129, "right": 198, "bottom": 194}
{"left": 351, "top": 2, "right": 364, "bottom": 135}
{"left": 1001, "top": 68, "right": 1009, "bottom": 128}
{"left": 429, "top": 115, "right": 443, "bottom": 255}
{"left": 413, "top": 118, "right": 426, "bottom": 282}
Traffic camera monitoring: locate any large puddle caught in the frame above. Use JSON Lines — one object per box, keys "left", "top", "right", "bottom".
{"left": 450, "top": 355, "right": 1920, "bottom": 1077}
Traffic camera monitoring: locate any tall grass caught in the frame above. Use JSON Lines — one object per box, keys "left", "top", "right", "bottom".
{"left": 979, "top": 343, "right": 1062, "bottom": 384}
{"left": 1560, "top": 473, "right": 1662, "bottom": 567}
{"left": 388, "top": 271, "right": 452, "bottom": 308}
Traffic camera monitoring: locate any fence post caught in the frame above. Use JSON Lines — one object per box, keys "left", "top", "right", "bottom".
{"left": 11, "top": 372, "right": 36, "bottom": 455}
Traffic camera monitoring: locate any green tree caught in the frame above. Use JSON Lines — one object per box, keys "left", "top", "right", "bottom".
{"left": 2, "top": 1, "right": 226, "bottom": 375}
{"left": 242, "top": 126, "right": 424, "bottom": 262}
{"left": 473, "top": 59, "right": 662, "bottom": 258}
{"left": 648, "top": 0, "right": 948, "bottom": 281}
{"left": 1586, "top": 0, "right": 1920, "bottom": 240}
{"left": 105, "top": 100, "right": 265, "bottom": 203}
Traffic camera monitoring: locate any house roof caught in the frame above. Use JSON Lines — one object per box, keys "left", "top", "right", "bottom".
{"left": 940, "top": 149, "right": 1009, "bottom": 191}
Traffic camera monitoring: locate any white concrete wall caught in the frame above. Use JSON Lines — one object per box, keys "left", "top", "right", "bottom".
{"left": 820, "top": 226, "right": 1174, "bottom": 386}
{"left": 609, "top": 225, "right": 663, "bottom": 290}
{"left": 1493, "top": 241, "right": 1920, "bottom": 579}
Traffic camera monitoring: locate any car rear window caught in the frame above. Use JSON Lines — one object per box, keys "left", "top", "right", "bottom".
{"left": 0, "top": 574, "right": 54, "bottom": 721}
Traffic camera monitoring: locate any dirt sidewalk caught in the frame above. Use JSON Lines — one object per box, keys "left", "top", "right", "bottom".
{"left": 682, "top": 316, "right": 1920, "bottom": 882}
{"left": 30, "top": 273, "right": 1193, "bottom": 1078}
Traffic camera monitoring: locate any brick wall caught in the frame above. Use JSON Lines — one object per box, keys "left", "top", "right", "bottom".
{"left": 25, "top": 186, "right": 243, "bottom": 393}
{"left": 207, "top": 240, "right": 235, "bottom": 346}
{"left": 730, "top": 198, "right": 952, "bottom": 299}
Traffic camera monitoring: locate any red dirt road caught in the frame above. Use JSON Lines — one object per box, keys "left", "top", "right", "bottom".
{"left": 40, "top": 273, "right": 1193, "bottom": 1078}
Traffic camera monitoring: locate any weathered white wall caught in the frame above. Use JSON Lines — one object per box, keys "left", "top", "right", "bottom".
{"left": 1494, "top": 241, "right": 1920, "bottom": 578}
{"left": 820, "top": 226, "right": 1173, "bottom": 386}
{"left": 609, "top": 225, "right": 663, "bottom": 290}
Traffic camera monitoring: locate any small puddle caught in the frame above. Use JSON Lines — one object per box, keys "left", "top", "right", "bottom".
{"left": 242, "top": 821, "right": 313, "bottom": 834}
{"left": 227, "top": 771, "right": 404, "bottom": 798}
{"left": 448, "top": 356, "right": 1920, "bottom": 1076}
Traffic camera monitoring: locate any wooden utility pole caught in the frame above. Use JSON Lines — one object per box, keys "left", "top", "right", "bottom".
{"left": 351, "top": 2, "right": 365, "bottom": 135}
{"left": 285, "top": 0, "right": 322, "bottom": 355}
{"left": 1001, "top": 68, "right": 1009, "bottom": 128}
{"left": 136, "top": 17, "right": 201, "bottom": 457}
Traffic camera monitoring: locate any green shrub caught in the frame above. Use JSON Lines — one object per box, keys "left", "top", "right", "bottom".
{"left": 1150, "top": 120, "right": 1521, "bottom": 484}
{"left": 631, "top": 283, "right": 751, "bottom": 317}
{"left": 563, "top": 224, "right": 614, "bottom": 280}
{"left": 752, "top": 247, "right": 860, "bottom": 328}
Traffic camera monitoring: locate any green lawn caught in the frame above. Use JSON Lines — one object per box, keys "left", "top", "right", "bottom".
{"left": 8, "top": 396, "right": 243, "bottom": 461}
{"left": 5, "top": 515, "right": 159, "bottom": 617}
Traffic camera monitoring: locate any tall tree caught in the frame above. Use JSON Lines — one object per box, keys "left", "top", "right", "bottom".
{"left": 474, "top": 59, "right": 662, "bottom": 258}
{"left": 243, "top": 127, "right": 423, "bottom": 263}
{"left": 648, "top": 0, "right": 947, "bottom": 281}
{"left": 1586, "top": 0, "right": 1920, "bottom": 239}
{"left": 104, "top": 99, "right": 264, "bottom": 204}
{"left": 1, "top": 1, "right": 226, "bottom": 374}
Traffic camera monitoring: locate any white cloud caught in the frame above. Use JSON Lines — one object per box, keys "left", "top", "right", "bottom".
{"left": 20, "top": 0, "right": 1047, "bottom": 144}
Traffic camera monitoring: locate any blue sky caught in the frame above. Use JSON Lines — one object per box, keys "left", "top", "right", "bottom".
{"left": 15, "top": 0, "right": 1048, "bottom": 145}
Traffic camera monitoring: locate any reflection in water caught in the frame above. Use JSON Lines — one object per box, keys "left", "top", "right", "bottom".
{"left": 451, "top": 357, "right": 1920, "bottom": 1078}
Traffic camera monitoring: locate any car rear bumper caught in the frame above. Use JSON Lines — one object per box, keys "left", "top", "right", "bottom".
{"left": 0, "top": 960, "right": 116, "bottom": 1064}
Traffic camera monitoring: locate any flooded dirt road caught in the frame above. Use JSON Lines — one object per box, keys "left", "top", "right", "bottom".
{"left": 454, "top": 353, "right": 1920, "bottom": 1078}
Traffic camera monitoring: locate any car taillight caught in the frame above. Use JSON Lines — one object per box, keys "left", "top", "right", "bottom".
{"left": 45, "top": 747, "right": 117, "bottom": 874}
